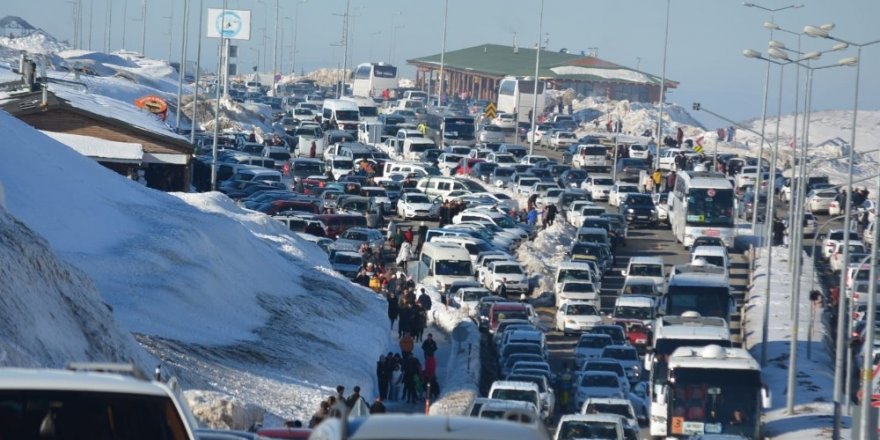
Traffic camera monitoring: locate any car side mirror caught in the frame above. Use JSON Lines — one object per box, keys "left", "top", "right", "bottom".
{"left": 620, "top": 270, "right": 627, "bottom": 277}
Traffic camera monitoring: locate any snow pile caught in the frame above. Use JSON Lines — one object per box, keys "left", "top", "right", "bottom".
{"left": 0, "top": 111, "right": 388, "bottom": 422}
{"left": 302, "top": 67, "right": 350, "bottom": 87}
{"left": 0, "top": 29, "right": 67, "bottom": 55}
{"left": 698, "top": 110, "right": 880, "bottom": 184}
{"left": 183, "top": 94, "right": 274, "bottom": 134}
{"left": 425, "top": 304, "right": 481, "bottom": 416}
{"left": 570, "top": 96, "right": 706, "bottom": 138}
{"left": 184, "top": 390, "right": 264, "bottom": 430}
{"left": 0, "top": 205, "right": 151, "bottom": 368}
{"left": 745, "top": 247, "right": 845, "bottom": 439}
{"left": 517, "top": 221, "right": 577, "bottom": 295}
{"left": 550, "top": 66, "right": 653, "bottom": 84}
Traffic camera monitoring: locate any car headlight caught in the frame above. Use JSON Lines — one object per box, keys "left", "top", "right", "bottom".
{"left": 627, "top": 208, "right": 635, "bottom": 213}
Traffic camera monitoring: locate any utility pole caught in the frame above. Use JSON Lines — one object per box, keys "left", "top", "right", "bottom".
{"left": 334, "top": 0, "right": 351, "bottom": 98}
{"left": 437, "top": 0, "right": 449, "bottom": 105}
{"left": 105, "top": 0, "right": 112, "bottom": 52}
{"left": 190, "top": 0, "right": 205, "bottom": 145}
{"left": 271, "top": 0, "right": 280, "bottom": 94}
{"left": 175, "top": 0, "right": 189, "bottom": 134}
{"left": 122, "top": 0, "right": 128, "bottom": 50}
{"left": 140, "top": 0, "right": 147, "bottom": 55}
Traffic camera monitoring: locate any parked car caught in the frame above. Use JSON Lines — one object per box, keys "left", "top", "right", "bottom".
{"left": 618, "top": 193, "right": 657, "bottom": 227}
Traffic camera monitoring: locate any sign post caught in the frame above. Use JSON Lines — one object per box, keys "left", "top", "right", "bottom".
{"left": 207, "top": 5, "right": 250, "bottom": 191}
{"left": 484, "top": 102, "right": 497, "bottom": 121}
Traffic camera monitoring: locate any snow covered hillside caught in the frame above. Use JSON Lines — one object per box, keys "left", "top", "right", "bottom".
{"left": 0, "top": 204, "right": 150, "bottom": 368}
{"left": 0, "top": 112, "right": 388, "bottom": 423}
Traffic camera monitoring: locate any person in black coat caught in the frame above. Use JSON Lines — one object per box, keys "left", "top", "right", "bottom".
{"left": 369, "top": 398, "right": 386, "bottom": 414}
{"left": 376, "top": 357, "right": 389, "bottom": 400}
{"left": 398, "top": 305, "right": 413, "bottom": 338}
{"left": 417, "top": 289, "right": 433, "bottom": 310}
{"left": 387, "top": 293, "right": 399, "bottom": 329}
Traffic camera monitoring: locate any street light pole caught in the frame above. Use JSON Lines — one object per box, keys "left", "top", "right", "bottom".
{"left": 528, "top": 0, "right": 544, "bottom": 156}
{"left": 141, "top": 0, "right": 147, "bottom": 55}
{"left": 211, "top": 0, "right": 229, "bottom": 192}
{"left": 271, "top": 0, "right": 280, "bottom": 94}
{"left": 654, "top": 0, "right": 670, "bottom": 170}
{"left": 437, "top": 0, "right": 449, "bottom": 106}
{"left": 175, "top": 0, "right": 190, "bottom": 134}
{"left": 190, "top": 0, "right": 204, "bottom": 145}
{"left": 292, "top": 1, "right": 307, "bottom": 75}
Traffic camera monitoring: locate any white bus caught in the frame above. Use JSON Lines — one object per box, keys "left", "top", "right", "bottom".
{"left": 352, "top": 62, "right": 398, "bottom": 99}
{"left": 496, "top": 76, "right": 546, "bottom": 124}
{"left": 651, "top": 345, "right": 770, "bottom": 439}
{"left": 669, "top": 171, "right": 735, "bottom": 248}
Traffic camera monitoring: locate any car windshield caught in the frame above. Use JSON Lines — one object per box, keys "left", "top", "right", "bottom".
{"left": 586, "top": 403, "right": 632, "bottom": 418}
{"left": 582, "top": 374, "right": 619, "bottom": 388}
{"left": 568, "top": 304, "right": 599, "bottom": 316}
{"left": 619, "top": 185, "right": 639, "bottom": 193}
{"left": 585, "top": 362, "right": 624, "bottom": 375}
{"left": 686, "top": 188, "right": 734, "bottom": 227}
{"left": 462, "top": 290, "right": 489, "bottom": 302}
{"left": 593, "top": 178, "right": 614, "bottom": 186}
{"left": 558, "top": 421, "right": 619, "bottom": 440}
{"left": 579, "top": 336, "right": 612, "bottom": 348}
{"left": 490, "top": 389, "right": 537, "bottom": 405}
{"left": 626, "top": 194, "right": 653, "bottom": 205}
{"left": 563, "top": 283, "right": 595, "bottom": 293}
{"left": 558, "top": 269, "right": 592, "bottom": 283}
{"left": 628, "top": 264, "right": 663, "bottom": 277}
{"left": 494, "top": 168, "right": 514, "bottom": 177}
{"left": 614, "top": 306, "right": 653, "bottom": 320}
{"left": 406, "top": 195, "right": 431, "bottom": 203}
{"left": 494, "top": 265, "right": 523, "bottom": 274}
{"left": 435, "top": 260, "right": 472, "bottom": 276}
{"left": 294, "top": 162, "right": 324, "bottom": 175}
{"left": 603, "top": 348, "right": 638, "bottom": 361}
{"left": 333, "top": 254, "right": 362, "bottom": 265}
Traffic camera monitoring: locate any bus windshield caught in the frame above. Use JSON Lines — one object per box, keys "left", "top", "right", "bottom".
{"left": 686, "top": 188, "right": 734, "bottom": 227}
{"left": 666, "top": 286, "right": 730, "bottom": 319}
{"left": 669, "top": 368, "right": 761, "bottom": 438}
{"left": 444, "top": 120, "right": 475, "bottom": 140}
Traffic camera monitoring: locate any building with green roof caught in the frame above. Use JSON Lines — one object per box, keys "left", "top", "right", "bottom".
{"left": 407, "top": 43, "right": 677, "bottom": 105}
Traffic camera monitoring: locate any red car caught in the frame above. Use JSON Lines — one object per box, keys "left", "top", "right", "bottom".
{"left": 615, "top": 319, "right": 652, "bottom": 353}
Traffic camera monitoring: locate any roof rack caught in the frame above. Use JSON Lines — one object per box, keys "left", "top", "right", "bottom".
{"left": 66, "top": 362, "right": 150, "bottom": 381}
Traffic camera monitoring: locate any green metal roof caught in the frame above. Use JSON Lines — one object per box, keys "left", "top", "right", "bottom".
{"left": 407, "top": 43, "right": 583, "bottom": 78}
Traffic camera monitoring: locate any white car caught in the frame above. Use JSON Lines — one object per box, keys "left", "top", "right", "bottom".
{"left": 536, "top": 188, "right": 564, "bottom": 208}
{"left": 574, "top": 333, "right": 614, "bottom": 367}
{"left": 556, "top": 281, "right": 600, "bottom": 308}
{"left": 486, "top": 152, "right": 518, "bottom": 166}
{"left": 829, "top": 244, "right": 867, "bottom": 273}
{"left": 360, "top": 186, "right": 391, "bottom": 207}
{"left": 478, "top": 125, "right": 507, "bottom": 143}
{"left": 556, "top": 301, "right": 603, "bottom": 336}
{"left": 822, "top": 229, "right": 862, "bottom": 260}
{"left": 454, "top": 287, "right": 492, "bottom": 315}
{"left": 621, "top": 256, "right": 666, "bottom": 294}
{"left": 580, "top": 398, "right": 641, "bottom": 437}
{"left": 608, "top": 183, "right": 641, "bottom": 207}
{"left": 514, "top": 177, "right": 542, "bottom": 195}
{"left": 807, "top": 188, "right": 839, "bottom": 214}
{"left": 600, "top": 345, "right": 641, "bottom": 383}
{"left": 484, "top": 261, "right": 529, "bottom": 295}
{"left": 466, "top": 192, "right": 520, "bottom": 212}
{"left": 397, "top": 192, "right": 440, "bottom": 219}
{"left": 574, "top": 371, "right": 626, "bottom": 409}
{"left": 627, "top": 144, "right": 650, "bottom": 160}
{"left": 549, "top": 131, "right": 578, "bottom": 150}
{"left": 520, "top": 155, "right": 550, "bottom": 166}
{"left": 492, "top": 112, "right": 517, "bottom": 128}
{"left": 581, "top": 174, "right": 615, "bottom": 201}
{"left": 566, "top": 200, "right": 597, "bottom": 226}
{"left": 652, "top": 192, "right": 669, "bottom": 224}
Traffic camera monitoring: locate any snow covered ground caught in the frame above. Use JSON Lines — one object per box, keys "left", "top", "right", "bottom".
{"left": 0, "top": 111, "right": 390, "bottom": 426}
{"left": 745, "top": 246, "right": 848, "bottom": 439}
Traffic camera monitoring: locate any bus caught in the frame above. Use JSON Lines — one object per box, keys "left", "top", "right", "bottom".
{"left": 351, "top": 62, "right": 398, "bottom": 99}
{"left": 647, "top": 313, "right": 732, "bottom": 438}
{"left": 660, "top": 266, "right": 735, "bottom": 324}
{"left": 669, "top": 171, "right": 735, "bottom": 248}
{"left": 424, "top": 110, "right": 476, "bottom": 147}
{"left": 651, "top": 345, "right": 769, "bottom": 439}
{"left": 496, "top": 76, "right": 547, "bottom": 124}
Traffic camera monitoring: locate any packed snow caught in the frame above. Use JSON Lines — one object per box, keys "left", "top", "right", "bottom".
{"left": 550, "top": 66, "right": 654, "bottom": 84}
{"left": 0, "top": 111, "right": 389, "bottom": 425}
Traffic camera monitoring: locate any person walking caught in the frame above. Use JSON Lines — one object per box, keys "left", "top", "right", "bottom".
{"left": 544, "top": 204, "right": 558, "bottom": 226}
{"left": 417, "top": 288, "right": 433, "bottom": 311}
{"left": 387, "top": 292, "right": 399, "bottom": 329}
{"left": 396, "top": 241, "right": 413, "bottom": 267}
{"left": 309, "top": 141, "right": 317, "bottom": 158}
{"left": 369, "top": 397, "right": 386, "bottom": 414}
{"left": 416, "top": 221, "right": 428, "bottom": 253}
{"left": 377, "top": 355, "right": 389, "bottom": 400}
{"left": 652, "top": 169, "right": 663, "bottom": 193}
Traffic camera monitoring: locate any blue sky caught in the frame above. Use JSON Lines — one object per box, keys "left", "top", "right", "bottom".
{"left": 6, "top": 0, "right": 879, "bottom": 127}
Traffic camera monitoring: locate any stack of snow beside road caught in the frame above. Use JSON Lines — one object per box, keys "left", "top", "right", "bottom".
{"left": 745, "top": 247, "right": 845, "bottom": 438}
{"left": 0, "top": 112, "right": 388, "bottom": 425}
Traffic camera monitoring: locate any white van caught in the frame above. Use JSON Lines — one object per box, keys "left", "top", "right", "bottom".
{"left": 403, "top": 138, "right": 437, "bottom": 161}
{"left": 432, "top": 236, "right": 495, "bottom": 266}
{"left": 341, "top": 96, "right": 380, "bottom": 122}
{"left": 489, "top": 380, "right": 546, "bottom": 419}
{"left": 417, "top": 242, "right": 475, "bottom": 292}
{"left": 402, "top": 90, "right": 428, "bottom": 101}
{"left": 573, "top": 144, "right": 610, "bottom": 171}
{"left": 620, "top": 256, "right": 666, "bottom": 293}
{"left": 321, "top": 99, "right": 360, "bottom": 133}
{"left": 416, "top": 176, "right": 469, "bottom": 200}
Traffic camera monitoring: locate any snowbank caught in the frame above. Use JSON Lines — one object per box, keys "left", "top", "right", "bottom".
{"left": 744, "top": 246, "right": 847, "bottom": 438}
{"left": 184, "top": 390, "right": 264, "bottom": 430}
{"left": 0, "top": 111, "right": 388, "bottom": 422}
{"left": 426, "top": 304, "right": 481, "bottom": 416}
{"left": 0, "top": 205, "right": 151, "bottom": 368}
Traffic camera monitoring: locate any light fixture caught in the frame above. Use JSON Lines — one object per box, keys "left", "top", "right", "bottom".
{"left": 838, "top": 57, "right": 858, "bottom": 66}
{"left": 764, "top": 22, "right": 780, "bottom": 30}
{"left": 801, "top": 51, "right": 821, "bottom": 61}
{"left": 769, "top": 40, "right": 786, "bottom": 49}
{"left": 743, "top": 49, "right": 762, "bottom": 58}
{"left": 804, "top": 25, "right": 829, "bottom": 38}
{"left": 820, "top": 23, "right": 835, "bottom": 31}
{"left": 832, "top": 42, "right": 849, "bottom": 51}
{"left": 768, "top": 47, "right": 790, "bottom": 60}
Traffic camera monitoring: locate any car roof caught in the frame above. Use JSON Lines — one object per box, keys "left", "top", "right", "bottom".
{"left": 628, "top": 256, "right": 663, "bottom": 265}
{"left": 614, "top": 296, "right": 655, "bottom": 307}
{"left": 0, "top": 368, "right": 168, "bottom": 396}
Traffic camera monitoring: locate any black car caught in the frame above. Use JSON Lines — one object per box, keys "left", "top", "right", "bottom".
{"left": 559, "top": 169, "right": 588, "bottom": 189}
{"left": 470, "top": 162, "right": 499, "bottom": 182}
{"left": 619, "top": 193, "right": 657, "bottom": 227}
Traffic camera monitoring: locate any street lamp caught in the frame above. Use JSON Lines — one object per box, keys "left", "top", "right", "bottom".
{"left": 528, "top": 0, "right": 545, "bottom": 156}
{"left": 804, "top": 25, "right": 880, "bottom": 439}
{"left": 654, "top": 0, "right": 671, "bottom": 172}
{"left": 291, "top": 0, "right": 308, "bottom": 75}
